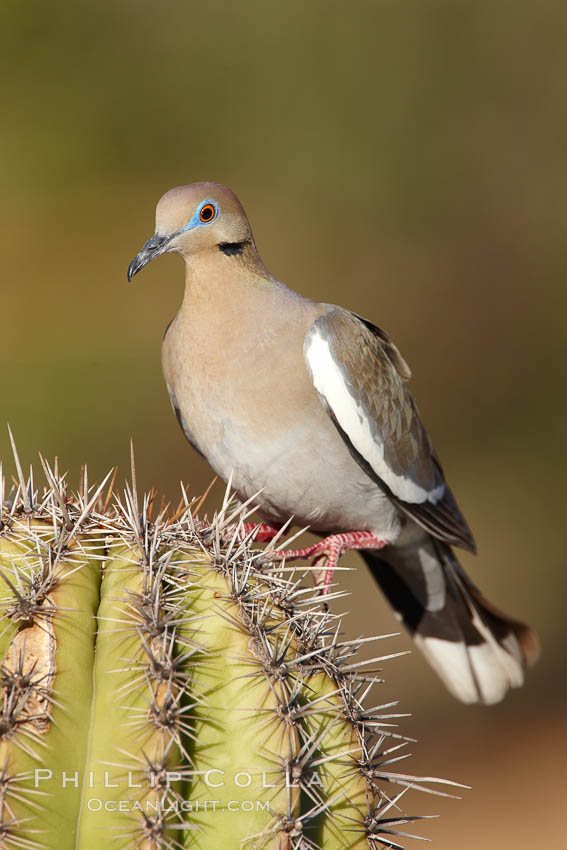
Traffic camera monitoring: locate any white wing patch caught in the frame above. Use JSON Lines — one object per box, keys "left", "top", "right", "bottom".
{"left": 304, "top": 328, "right": 445, "bottom": 505}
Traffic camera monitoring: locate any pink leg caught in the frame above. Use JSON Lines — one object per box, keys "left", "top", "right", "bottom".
{"left": 274, "top": 531, "right": 387, "bottom": 595}
{"left": 241, "top": 522, "right": 283, "bottom": 543}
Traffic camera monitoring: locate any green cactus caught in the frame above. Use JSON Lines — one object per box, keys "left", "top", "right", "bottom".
{"left": 0, "top": 446, "right": 458, "bottom": 849}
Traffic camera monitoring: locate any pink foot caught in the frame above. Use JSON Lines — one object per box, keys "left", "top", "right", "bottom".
{"left": 274, "top": 531, "right": 387, "bottom": 595}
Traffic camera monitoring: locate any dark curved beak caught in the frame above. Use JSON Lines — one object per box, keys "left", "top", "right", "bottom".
{"left": 127, "top": 233, "right": 172, "bottom": 281}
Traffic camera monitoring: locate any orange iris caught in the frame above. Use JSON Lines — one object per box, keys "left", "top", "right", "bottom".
{"left": 199, "top": 204, "right": 215, "bottom": 222}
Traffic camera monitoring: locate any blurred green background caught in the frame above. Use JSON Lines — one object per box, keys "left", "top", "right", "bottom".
{"left": 1, "top": 1, "right": 566, "bottom": 846}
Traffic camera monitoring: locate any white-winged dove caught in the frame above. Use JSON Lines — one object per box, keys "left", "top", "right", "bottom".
{"left": 128, "top": 182, "right": 539, "bottom": 705}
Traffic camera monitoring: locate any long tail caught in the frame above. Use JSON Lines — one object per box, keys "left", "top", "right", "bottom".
{"left": 361, "top": 537, "right": 539, "bottom": 705}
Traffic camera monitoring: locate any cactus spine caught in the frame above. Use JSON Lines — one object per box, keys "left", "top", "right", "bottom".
{"left": 0, "top": 450, "right": 457, "bottom": 848}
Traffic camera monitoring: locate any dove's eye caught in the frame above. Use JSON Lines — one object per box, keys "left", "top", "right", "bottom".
{"left": 199, "top": 203, "right": 216, "bottom": 223}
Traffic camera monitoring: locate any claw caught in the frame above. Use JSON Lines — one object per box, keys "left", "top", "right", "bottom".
{"left": 269, "top": 531, "right": 388, "bottom": 596}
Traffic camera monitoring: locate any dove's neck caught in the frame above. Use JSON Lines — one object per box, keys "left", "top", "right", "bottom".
{"left": 175, "top": 247, "right": 322, "bottom": 350}
{"left": 181, "top": 246, "right": 295, "bottom": 314}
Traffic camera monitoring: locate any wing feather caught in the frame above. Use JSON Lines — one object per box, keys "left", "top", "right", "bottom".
{"left": 304, "top": 307, "right": 475, "bottom": 552}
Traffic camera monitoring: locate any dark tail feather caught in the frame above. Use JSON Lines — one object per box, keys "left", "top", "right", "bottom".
{"left": 361, "top": 538, "right": 539, "bottom": 705}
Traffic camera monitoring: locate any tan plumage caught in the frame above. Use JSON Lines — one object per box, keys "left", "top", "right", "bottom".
{"left": 128, "top": 181, "right": 539, "bottom": 704}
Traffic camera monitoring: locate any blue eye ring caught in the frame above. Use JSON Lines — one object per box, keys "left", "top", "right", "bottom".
{"left": 181, "top": 199, "right": 218, "bottom": 232}
{"left": 199, "top": 202, "right": 216, "bottom": 223}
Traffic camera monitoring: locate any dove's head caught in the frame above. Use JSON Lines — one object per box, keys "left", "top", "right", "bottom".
{"left": 127, "top": 182, "right": 255, "bottom": 280}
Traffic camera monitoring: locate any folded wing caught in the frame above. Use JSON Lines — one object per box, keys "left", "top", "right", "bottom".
{"left": 303, "top": 307, "right": 475, "bottom": 551}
